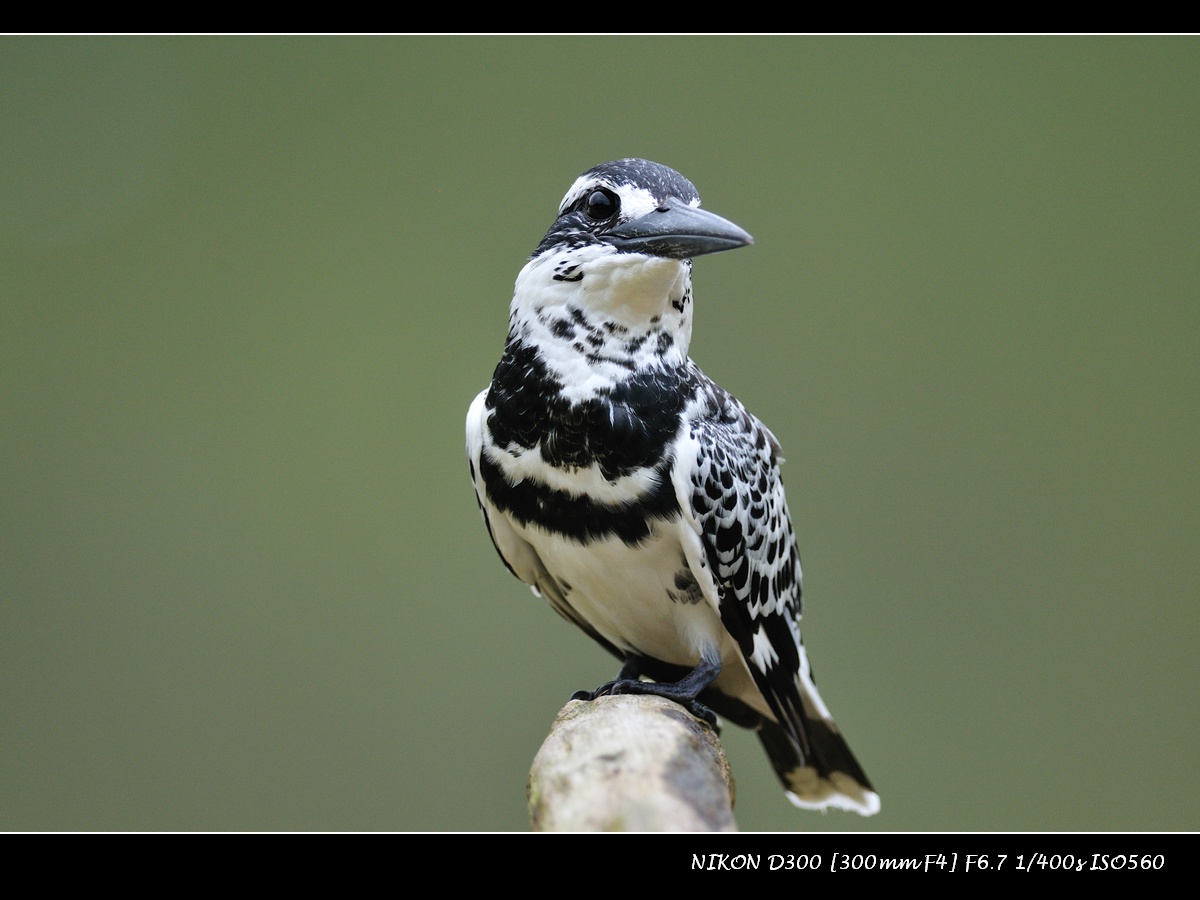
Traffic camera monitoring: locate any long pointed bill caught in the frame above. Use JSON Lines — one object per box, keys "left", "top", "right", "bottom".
{"left": 606, "top": 198, "right": 753, "bottom": 259}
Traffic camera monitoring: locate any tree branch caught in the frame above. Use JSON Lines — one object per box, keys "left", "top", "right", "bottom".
{"left": 527, "top": 694, "right": 738, "bottom": 831}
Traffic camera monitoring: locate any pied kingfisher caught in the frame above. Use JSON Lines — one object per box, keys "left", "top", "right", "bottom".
{"left": 466, "top": 158, "right": 878, "bottom": 815}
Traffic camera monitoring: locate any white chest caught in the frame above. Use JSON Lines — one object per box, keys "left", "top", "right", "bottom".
{"left": 513, "top": 515, "right": 720, "bottom": 667}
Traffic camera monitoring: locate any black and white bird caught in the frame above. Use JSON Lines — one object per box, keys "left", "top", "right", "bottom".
{"left": 466, "top": 158, "right": 878, "bottom": 815}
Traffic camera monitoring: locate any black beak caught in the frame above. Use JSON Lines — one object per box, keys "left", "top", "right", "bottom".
{"left": 606, "top": 198, "right": 753, "bottom": 260}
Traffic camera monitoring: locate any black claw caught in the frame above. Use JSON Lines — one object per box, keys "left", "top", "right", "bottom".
{"left": 681, "top": 698, "right": 720, "bottom": 729}
{"left": 570, "top": 678, "right": 623, "bottom": 702}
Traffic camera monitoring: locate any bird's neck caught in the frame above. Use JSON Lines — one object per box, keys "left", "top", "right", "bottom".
{"left": 507, "top": 251, "right": 694, "bottom": 404}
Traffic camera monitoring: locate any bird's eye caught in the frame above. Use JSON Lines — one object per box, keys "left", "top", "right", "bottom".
{"left": 584, "top": 188, "right": 618, "bottom": 221}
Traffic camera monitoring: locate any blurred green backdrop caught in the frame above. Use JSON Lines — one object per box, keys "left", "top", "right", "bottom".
{"left": 2, "top": 36, "right": 1197, "bottom": 832}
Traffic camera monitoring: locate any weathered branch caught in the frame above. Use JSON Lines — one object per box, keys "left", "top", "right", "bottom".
{"left": 527, "top": 694, "right": 738, "bottom": 831}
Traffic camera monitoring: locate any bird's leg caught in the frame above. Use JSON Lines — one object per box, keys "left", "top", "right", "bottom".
{"left": 571, "top": 654, "right": 722, "bottom": 728}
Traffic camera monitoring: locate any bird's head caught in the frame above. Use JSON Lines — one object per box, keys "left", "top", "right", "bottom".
{"left": 535, "top": 158, "right": 753, "bottom": 261}
{"left": 514, "top": 159, "right": 752, "bottom": 333}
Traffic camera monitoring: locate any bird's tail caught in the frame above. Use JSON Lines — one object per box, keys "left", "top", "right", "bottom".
{"left": 756, "top": 712, "right": 880, "bottom": 816}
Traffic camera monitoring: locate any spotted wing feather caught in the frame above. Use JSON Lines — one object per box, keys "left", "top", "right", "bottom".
{"left": 681, "top": 377, "right": 879, "bottom": 814}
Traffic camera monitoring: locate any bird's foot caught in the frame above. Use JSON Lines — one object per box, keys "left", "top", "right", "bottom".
{"left": 570, "top": 678, "right": 719, "bottom": 729}
{"left": 569, "top": 681, "right": 618, "bottom": 702}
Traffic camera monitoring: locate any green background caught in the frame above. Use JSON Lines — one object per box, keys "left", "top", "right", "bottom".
{"left": 2, "top": 36, "right": 1197, "bottom": 832}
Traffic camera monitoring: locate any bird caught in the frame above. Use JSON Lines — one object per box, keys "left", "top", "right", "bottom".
{"left": 466, "top": 158, "right": 879, "bottom": 815}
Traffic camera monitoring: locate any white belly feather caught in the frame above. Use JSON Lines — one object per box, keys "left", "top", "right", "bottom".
{"left": 511, "top": 513, "right": 769, "bottom": 720}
